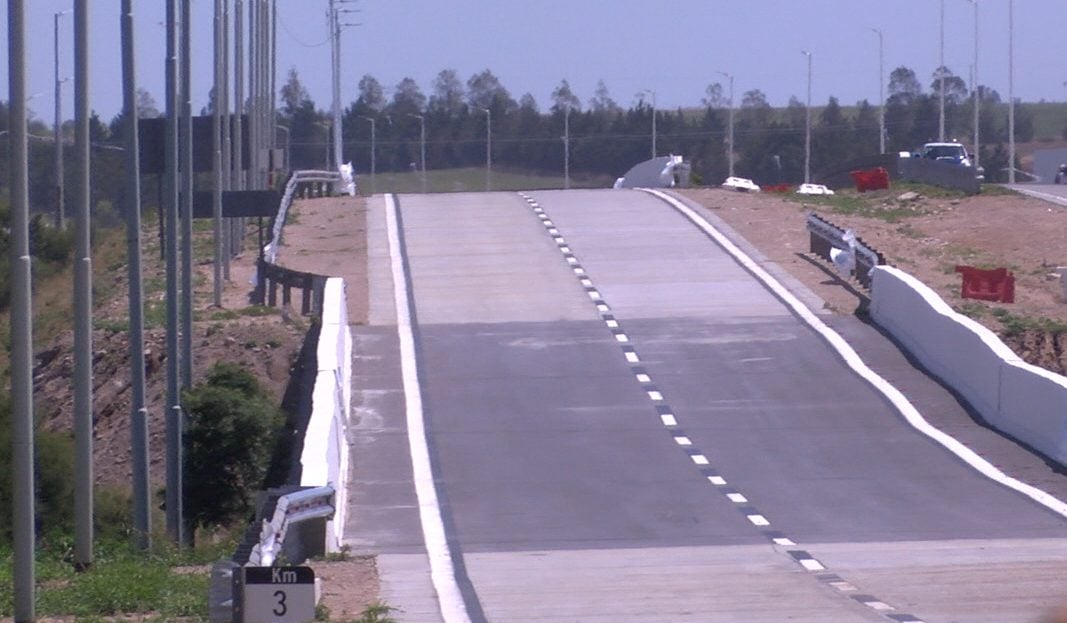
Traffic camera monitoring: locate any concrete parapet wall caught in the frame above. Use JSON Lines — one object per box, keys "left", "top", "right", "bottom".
{"left": 870, "top": 266, "right": 1067, "bottom": 465}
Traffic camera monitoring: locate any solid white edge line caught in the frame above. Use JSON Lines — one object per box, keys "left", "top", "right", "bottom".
{"left": 384, "top": 194, "right": 473, "bottom": 623}
{"left": 641, "top": 188, "right": 1067, "bottom": 519}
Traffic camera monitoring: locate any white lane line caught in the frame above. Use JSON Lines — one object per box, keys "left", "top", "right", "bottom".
{"left": 726, "top": 493, "right": 748, "bottom": 503}
{"left": 606, "top": 319, "right": 620, "bottom": 328}
{"left": 746, "top": 514, "right": 770, "bottom": 527}
{"left": 642, "top": 188, "right": 1067, "bottom": 519}
{"left": 615, "top": 333, "right": 630, "bottom": 343}
{"left": 548, "top": 228, "right": 560, "bottom": 235}
{"left": 798, "top": 558, "right": 825, "bottom": 571}
{"left": 647, "top": 390, "right": 663, "bottom": 400}
{"left": 635, "top": 373, "right": 651, "bottom": 383}
{"left": 624, "top": 351, "right": 640, "bottom": 363}
{"left": 574, "top": 267, "right": 586, "bottom": 275}
{"left": 673, "top": 436, "right": 693, "bottom": 446}
{"left": 690, "top": 454, "right": 710, "bottom": 465}
{"left": 862, "top": 600, "right": 894, "bottom": 612}
{"left": 384, "top": 195, "right": 472, "bottom": 623}
{"left": 708, "top": 476, "right": 727, "bottom": 485}
{"left": 772, "top": 537, "right": 795, "bottom": 546}
{"left": 661, "top": 414, "right": 678, "bottom": 426}
{"left": 579, "top": 278, "right": 592, "bottom": 287}
{"left": 596, "top": 303, "right": 610, "bottom": 312}
{"left": 828, "top": 580, "right": 857, "bottom": 592}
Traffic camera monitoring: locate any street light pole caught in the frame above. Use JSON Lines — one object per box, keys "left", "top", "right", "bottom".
{"left": 563, "top": 105, "right": 571, "bottom": 190}
{"left": 868, "top": 27, "right": 885, "bottom": 154}
{"left": 966, "top": 0, "right": 979, "bottom": 169}
{"left": 1008, "top": 0, "right": 1015, "bottom": 183}
{"left": 359, "top": 117, "right": 375, "bottom": 194}
{"left": 54, "top": 10, "right": 71, "bottom": 229}
{"left": 939, "top": 0, "right": 946, "bottom": 141}
{"left": 717, "top": 71, "right": 734, "bottom": 177}
{"left": 802, "top": 50, "right": 812, "bottom": 184}
{"left": 641, "top": 89, "right": 657, "bottom": 158}
{"left": 483, "top": 107, "right": 492, "bottom": 191}
{"left": 408, "top": 113, "right": 426, "bottom": 192}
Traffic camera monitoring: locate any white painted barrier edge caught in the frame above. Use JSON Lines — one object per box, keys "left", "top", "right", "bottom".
{"left": 643, "top": 188, "right": 1067, "bottom": 518}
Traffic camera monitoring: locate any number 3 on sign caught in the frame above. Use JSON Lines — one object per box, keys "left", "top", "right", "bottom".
{"left": 273, "top": 590, "right": 288, "bottom": 616}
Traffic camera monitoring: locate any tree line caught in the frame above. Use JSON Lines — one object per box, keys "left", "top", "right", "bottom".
{"left": 278, "top": 65, "right": 1033, "bottom": 185}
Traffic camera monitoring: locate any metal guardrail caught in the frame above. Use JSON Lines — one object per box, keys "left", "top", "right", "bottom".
{"left": 806, "top": 213, "right": 885, "bottom": 288}
{"left": 255, "top": 170, "right": 342, "bottom": 312}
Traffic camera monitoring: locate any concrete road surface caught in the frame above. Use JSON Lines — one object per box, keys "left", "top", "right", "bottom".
{"left": 345, "top": 189, "right": 1067, "bottom": 622}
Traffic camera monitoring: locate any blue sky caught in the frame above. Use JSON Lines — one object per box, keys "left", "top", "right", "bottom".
{"left": 1, "top": 0, "right": 1064, "bottom": 124}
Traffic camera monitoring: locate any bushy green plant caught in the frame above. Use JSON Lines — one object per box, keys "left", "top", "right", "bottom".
{"left": 183, "top": 362, "right": 284, "bottom": 536}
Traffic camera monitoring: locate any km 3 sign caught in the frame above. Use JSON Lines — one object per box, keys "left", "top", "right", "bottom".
{"left": 240, "top": 566, "right": 316, "bottom": 623}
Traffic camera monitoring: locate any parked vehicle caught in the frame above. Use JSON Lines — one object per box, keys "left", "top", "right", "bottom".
{"left": 917, "top": 142, "right": 974, "bottom": 168}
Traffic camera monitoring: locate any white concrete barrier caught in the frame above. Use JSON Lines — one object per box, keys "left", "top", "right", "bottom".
{"left": 870, "top": 266, "right": 1067, "bottom": 464}
{"left": 299, "top": 277, "right": 352, "bottom": 551}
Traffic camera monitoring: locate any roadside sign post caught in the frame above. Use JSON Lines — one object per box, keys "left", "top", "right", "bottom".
{"left": 236, "top": 566, "right": 316, "bottom": 623}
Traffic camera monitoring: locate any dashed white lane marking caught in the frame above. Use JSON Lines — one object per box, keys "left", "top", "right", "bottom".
{"left": 548, "top": 228, "right": 560, "bottom": 235}
{"left": 862, "top": 600, "right": 894, "bottom": 612}
{"left": 573, "top": 267, "right": 586, "bottom": 275}
{"left": 708, "top": 476, "right": 727, "bottom": 485}
{"left": 596, "top": 303, "right": 610, "bottom": 312}
{"left": 606, "top": 319, "right": 620, "bottom": 328}
{"left": 635, "top": 373, "right": 651, "bottom": 383}
{"left": 615, "top": 333, "right": 630, "bottom": 343}
{"left": 828, "top": 580, "right": 857, "bottom": 592}
{"left": 673, "top": 436, "right": 693, "bottom": 446}
{"left": 798, "top": 558, "right": 826, "bottom": 571}
{"left": 642, "top": 188, "right": 1067, "bottom": 519}
{"left": 624, "top": 351, "right": 640, "bottom": 363}
{"left": 647, "top": 390, "right": 663, "bottom": 400}
{"left": 690, "top": 454, "right": 710, "bottom": 465}
{"left": 747, "top": 514, "right": 771, "bottom": 527}
{"left": 772, "top": 537, "right": 795, "bottom": 546}
{"left": 726, "top": 493, "right": 748, "bottom": 503}
{"left": 660, "top": 414, "right": 678, "bottom": 426}
{"left": 384, "top": 194, "right": 472, "bottom": 623}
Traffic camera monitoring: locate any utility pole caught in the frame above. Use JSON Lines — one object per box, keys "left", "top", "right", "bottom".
{"left": 235, "top": 0, "right": 245, "bottom": 190}
{"left": 54, "top": 10, "right": 71, "bottom": 229}
{"left": 1008, "top": 0, "right": 1015, "bottom": 183}
{"left": 967, "top": 0, "right": 980, "bottom": 169}
{"left": 803, "top": 50, "right": 812, "bottom": 184}
{"left": 123, "top": 0, "right": 152, "bottom": 551}
{"left": 360, "top": 116, "right": 376, "bottom": 194}
{"left": 868, "top": 28, "right": 885, "bottom": 154}
{"left": 563, "top": 105, "right": 571, "bottom": 190}
{"left": 181, "top": 0, "right": 194, "bottom": 401}
{"left": 164, "top": 0, "right": 183, "bottom": 545}
{"left": 329, "top": 0, "right": 342, "bottom": 171}
{"left": 717, "top": 71, "right": 735, "bottom": 177}
{"left": 483, "top": 107, "right": 492, "bottom": 191}
{"left": 72, "top": 0, "right": 94, "bottom": 570}
{"left": 213, "top": 0, "right": 224, "bottom": 306}
{"left": 10, "top": 0, "right": 37, "bottom": 618}
{"left": 939, "top": 0, "right": 946, "bottom": 141}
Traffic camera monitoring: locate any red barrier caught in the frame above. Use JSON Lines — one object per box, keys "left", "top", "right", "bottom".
{"left": 763, "top": 183, "right": 792, "bottom": 193}
{"left": 849, "top": 167, "right": 890, "bottom": 192}
{"left": 955, "top": 265, "right": 1015, "bottom": 303}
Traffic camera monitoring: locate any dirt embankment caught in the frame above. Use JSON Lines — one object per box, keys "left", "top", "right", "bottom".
{"left": 677, "top": 186, "right": 1067, "bottom": 375}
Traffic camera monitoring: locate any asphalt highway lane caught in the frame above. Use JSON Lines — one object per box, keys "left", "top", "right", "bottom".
{"left": 347, "top": 189, "right": 1067, "bottom": 622}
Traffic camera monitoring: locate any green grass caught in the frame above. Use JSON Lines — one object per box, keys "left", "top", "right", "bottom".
{"left": 0, "top": 538, "right": 236, "bottom": 621}
{"left": 358, "top": 167, "right": 614, "bottom": 195}
{"left": 990, "top": 308, "right": 1067, "bottom": 336}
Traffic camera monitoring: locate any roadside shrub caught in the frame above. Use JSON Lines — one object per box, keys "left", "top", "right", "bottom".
{"left": 0, "top": 392, "right": 79, "bottom": 549}
{"left": 182, "top": 362, "right": 284, "bottom": 537}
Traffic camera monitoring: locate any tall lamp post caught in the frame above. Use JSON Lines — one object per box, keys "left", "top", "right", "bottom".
{"left": 359, "top": 116, "right": 375, "bottom": 194}
{"left": 964, "top": 0, "right": 979, "bottom": 170}
{"left": 482, "top": 107, "right": 492, "bottom": 191}
{"left": 1008, "top": 0, "right": 1014, "bottom": 183}
{"left": 409, "top": 113, "right": 426, "bottom": 192}
{"left": 868, "top": 27, "right": 885, "bottom": 154}
{"left": 802, "top": 50, "right": 812, "bottom": 184}
{"left": 563, "top": 105, "right": 571, "bottom": 190}
{"left": 640, "top": 89, "right": 657, "bottom": 158}
{"left": 54, "top": 10, "right": 71, "bottom": 229}
{"left": 716, "top": 71, "right": 735, "bottom": 177}
{"left": 939, "top": 0, "right": 946, "bottom": 141}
